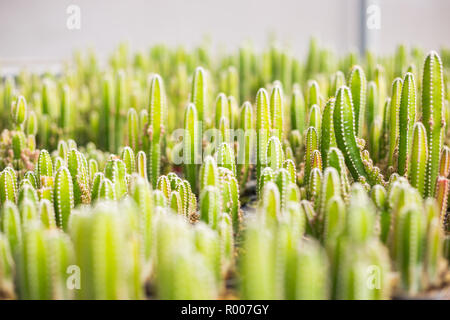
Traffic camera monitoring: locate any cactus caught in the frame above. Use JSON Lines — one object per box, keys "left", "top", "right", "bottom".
{"left": 147, "top": 74, "right": 166, "bottom": 188}
{"left": 290, "top": 86, "right": 305, "bottom": 133}
{"left": 256, "top": 88, "right": 270, "bottom": 191}
{"left": 0, "top": 38, "right": 448, "bottom": 301}
{"left": 422, "top": 51, "right": 445, "bottom": 197}
{"left": 397, "top": 73, "right": 417, "bottom": 176}
{"left": 190, "top": 67, "right": 207, "bottom": 129}
{"left": 304, "top": 127, "right": 318, "bottom": 186}
{"left": 53, "top": 167, "right": 74, "bottom": 231}
{"left": 199, "top": 186, "right": 221, "bottom": 229}
{"left": 270, "top": 85, "right": 284, "bottom": 140}
{"left": 127, "top": 108, "right": 139, "bottom": 151}
{"left": 183, "top": 103, "right": 200, "bottom": 191}
{"left": 348, "top": 66, "right": 366, "bottom": 137}
{"left": 321, "top": 98, "right": 336, "bottom": 165}
{"left": 388, "top": 78, "right": 403, "bottom": 169}
{"left": 333, "top": 87, "right": 379, "bottom": 186}
{"left": 240, "top": 217, "right": 275, "bottom": 299}
{"left": 237, "top": 101, "right": 254, "bottom": 190}
{"left": 408, "top": 122, "right": 428, "bottom": 196}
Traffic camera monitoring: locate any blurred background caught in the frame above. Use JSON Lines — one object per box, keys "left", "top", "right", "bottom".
{"left": 0, "top": 0, "right": 449, "bottom": 68}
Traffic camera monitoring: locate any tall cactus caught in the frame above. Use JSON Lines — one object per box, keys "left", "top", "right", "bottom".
{"left": 53, "top": 167, "right": 74, "bottom": 231}
{"left": 256, "top": 88, "right": 270, "bottom": 191}
{"left": 147, "top": 74, "right": 166, "bottom": 188}
{"left": 398, "top": 73, "right": 417, "bottom": 176}
{"left": 348, "top": 66, "right": 366, "bottom": 137}
{"left": 422, "top": 51, "right": 445, "bottom": 197}
{"left": 183, "top": 103, "right": 200, "bottom": 192}
{"left": 333, "top": 86, "right": 378, "bottom": 185}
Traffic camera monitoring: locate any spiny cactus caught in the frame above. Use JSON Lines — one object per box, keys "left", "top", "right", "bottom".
{"left": 53, "top": 167, "right": 74, "bottom": 231}
{"left": 397, "top": 73, "right": 417, "bottom": 176}
{"left": 0, "top": 40, "right": 449, "bottom": 301}
{"left": 147, "top": 74, "right": 166, "bottom": 188}
{"left": 256, "top": 88, "right": 270, "bottom": 192}
{"left": 348, "top": 66, "right": 366, "bottom": 137}
{"left": 333, "top": 87, "right": 379, "bottom": 186}
{"left": 422, "top": 51, "right": 445, "bottom": 197}
{"left": 408, "top": 122, "right": 428, "bottom": 196}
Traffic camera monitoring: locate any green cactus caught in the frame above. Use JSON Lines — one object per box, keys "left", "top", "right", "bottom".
{"left": 256, "top": 88, "right": 270, "bottom": 192}
{"left": 68, "top": 149, "right": 90, "bottom": 205}
{"left": 184, "top": 103, "right": 200, "bottom": 192}
{"left": 237, "top": 101, "right": 254, "bottom": 190}
{"left": 147, "top": 74, "right": 166, "bottom": 188}
{"left": 290, "top": 85, "right": 305, "bottom": 133}
{"left": 53, "top": 167, "right": 74, "bottom": 231}
{"left": 191, "top": 67, "right": 208, "bottom": 129}
{"left": 348, "top": 66, "right": 366, "bottom": 137}
{"left": 270, "top": 84, "right": 284, "bottom": 140}
{"left": 408, "top": 122, "right": 428, "bottom": 196}
{"left": 127, "top": 108, "right": 139, "bottom": 151}
{"left": 397, "top": 73, "right": 417, "bottom": 176}
{"left": 333, "top": 86, "right": 380, "bottom": 186}
{"left": 422, "top": 51, "right": 445, "bottom": 197}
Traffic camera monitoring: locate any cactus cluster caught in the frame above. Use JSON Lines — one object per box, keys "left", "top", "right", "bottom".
{"left": 0, "top": 39, "right": 449, "bottom": 300}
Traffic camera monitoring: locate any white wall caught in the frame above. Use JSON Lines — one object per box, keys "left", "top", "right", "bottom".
{"left": 0, "top": 0, "right": 449, "bottom": 64}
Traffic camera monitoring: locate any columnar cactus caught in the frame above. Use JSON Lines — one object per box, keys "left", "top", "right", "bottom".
{"left": 408, "top": 122, "right": 428, "bottom": 196}
{"left": 290, "top": 85, "right": 305, "bottom": 134}
{"left": 270, "top": 84, "right": 284, "bottom": 140}
{"left": 388, "top": 78, "right": 403, "bottom": 169}
{"left": 190, "top": 67, "right": 207, "bottom": 129}
{"left": 348, "top": 66, "right": 366, "bottom": 137}
{"left": 320, "top": 98, "right": 336, "bottom": 166}
{"left": 422, "top": 51, "right": 445, "bottom": 197}
{"left": 333, "top": 87, "right": 378, "bottom": 185}
{"left": 53, "top": 167, "right": 74, "bottom": 231}
{"left": 237, "top": 101, "right": 254, "bottom": 190}
{"left": 147, "top": 74, "right": 166, "bottom": 188}
{"left": 68, "top": 149, "right": 90, "bottom": 205}
{"left": 397, "top": 73, "right": 417, "bottom": 176}
{"left": 183, "top": 103, "right": 200, "bottom": 191}
{"left": 256, "top": 88, "right": 270, "bottom": 192}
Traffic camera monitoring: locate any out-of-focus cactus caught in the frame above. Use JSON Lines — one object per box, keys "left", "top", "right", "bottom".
{"left": 393, "top": 205, "right": 426, "bottom": 295}
{"left": 127, "top": 108, "right": 139, "bottom": 151}
{"left": 0, "top": 168, "right": 17, "bottom": 205}
{"left": 199, "top": 186, "right": 221, "bottom": 229}
{"left": 388, "top": 78, "right": 403, "bottom": 169}
{"left": 0, "top": 234, "right": 15, "bottom": 299}
{"left": 296, "top": 240, "right": 329, "bottom": 300}
{"left": 18, "top": 224, "right": 74, "bottom": 300}
{"left": 290, "top": 85, "right": 305, "bottom": 134}
{"left": 104, "top": 158, "right": 127, "bottom": 200}
{"left": 240, "top": 217, "right": 275, "bottom": 299}
{"left": 237, "top": 101, "right": 254, "bottom": 190}
{"left": 70, "top": 203, "right": 143, "bottom": 299}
